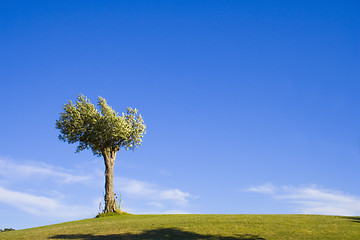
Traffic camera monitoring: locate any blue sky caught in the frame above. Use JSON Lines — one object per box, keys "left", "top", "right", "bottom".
{"left": 1, "top": 0, "right": 360, "bottom": 229}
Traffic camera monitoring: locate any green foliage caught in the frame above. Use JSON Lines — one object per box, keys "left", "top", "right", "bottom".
{"left": 56, "top": 94, "right": 146, "bottom": 156}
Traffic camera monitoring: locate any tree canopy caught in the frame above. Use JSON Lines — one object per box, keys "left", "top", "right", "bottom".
{"left": 56, "top": 95, "right": 146, "bottom": 156}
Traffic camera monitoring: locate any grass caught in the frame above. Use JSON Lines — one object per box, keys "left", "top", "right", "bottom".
{"left": 95, "top": 211, "right": 131, "bottom": 218}
{"left": 1, "top": 214, "right": 359, "bottom": 239}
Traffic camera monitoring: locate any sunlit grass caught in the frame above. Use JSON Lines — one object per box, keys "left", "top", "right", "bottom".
{"left": 1, "top": 214, "right": 359, "bottom": 239}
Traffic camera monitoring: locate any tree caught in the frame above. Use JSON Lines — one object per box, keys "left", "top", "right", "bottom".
{"left": 56, "top": 94, "right": 146, "bottom": 213}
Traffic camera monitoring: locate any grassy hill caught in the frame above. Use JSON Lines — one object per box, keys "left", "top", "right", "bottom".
{"left": 1, "top": 214, "right": 359, "bottom": 239}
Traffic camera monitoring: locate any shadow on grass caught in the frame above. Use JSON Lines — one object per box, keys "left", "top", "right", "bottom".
{"left": 343, "top": 216, "right": 360, "bottom": 223}
{"left": 49, "top": 227, "right": 265, "bottom": 240}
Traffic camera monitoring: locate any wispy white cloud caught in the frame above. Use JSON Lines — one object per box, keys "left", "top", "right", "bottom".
{"left": 95, "top": 176, "right": 193, "bottom": 214}
{"left": 0, "top": 157, "right": 91, "bottom": 183}
{"left": 247, "top": 183, "right": 360, "bottom": 216}
{"left": 118, "top": 178, "right": 157, "bottom": 196}
{"left": 116, "top": 177, "right": 192, "bottom": 210}
{"left": 0, "top": 186, "right": 94, "bottom": 218}
{"left": 247, "top": 183, "right": 275, "bottom": 194}
{"left": 157, "top": 189, "right": 191, "bottom": 205}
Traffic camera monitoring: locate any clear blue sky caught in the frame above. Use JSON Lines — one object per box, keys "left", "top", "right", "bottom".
{"left": 1, "top": 0, "right": 360, "bottom": 229}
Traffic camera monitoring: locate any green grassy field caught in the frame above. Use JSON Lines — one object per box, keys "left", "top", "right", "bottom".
{"left": 1, "top": 214, "right": 359, "bottom": 239}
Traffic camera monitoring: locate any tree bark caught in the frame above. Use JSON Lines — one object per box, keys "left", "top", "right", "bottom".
{"left": 103, "top": 148, "right": 118, "bottom": 213}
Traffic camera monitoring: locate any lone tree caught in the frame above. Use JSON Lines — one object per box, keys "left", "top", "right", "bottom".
{"left": 56, "top": 94, "right": 146, "bottom": 213}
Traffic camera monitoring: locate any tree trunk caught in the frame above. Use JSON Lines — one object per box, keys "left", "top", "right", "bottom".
{"left": 103, "top": 148, "right": 118, "bottom": 213}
